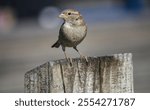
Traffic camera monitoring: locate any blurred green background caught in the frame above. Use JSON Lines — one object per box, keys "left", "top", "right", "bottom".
{"left": 0, "top": 0, "right": 150, "bottom": 92}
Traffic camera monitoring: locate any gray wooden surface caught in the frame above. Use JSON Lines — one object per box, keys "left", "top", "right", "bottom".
{"left": 24, "top": 53, "right": 133, "bottom": 93}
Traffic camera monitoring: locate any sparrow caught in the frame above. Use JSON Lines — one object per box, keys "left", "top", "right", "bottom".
{"left": 51, "top": 9, "right": 87, "bottom": 64}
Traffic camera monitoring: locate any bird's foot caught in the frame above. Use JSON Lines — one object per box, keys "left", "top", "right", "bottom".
{"left": 80, "top": 55, "right": 88, "bottom": 64}
{"left": 66, "top": 57, "right": 73, "bottom": 66}
{"left": 68, "top": 58, "right": 73, "bottom": 66}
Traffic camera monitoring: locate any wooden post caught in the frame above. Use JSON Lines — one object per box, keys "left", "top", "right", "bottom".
{"left": 24, "top": 53, "right": 134, "bottom": 93}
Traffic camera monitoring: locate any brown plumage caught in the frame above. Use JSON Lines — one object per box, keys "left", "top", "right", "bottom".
{"left": 51, "top": 9, "right": 87, "bottom": 64}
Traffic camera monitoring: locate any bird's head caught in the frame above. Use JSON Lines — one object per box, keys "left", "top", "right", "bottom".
{"left": 59, "top": 9, "right": 85, "bottom": 26}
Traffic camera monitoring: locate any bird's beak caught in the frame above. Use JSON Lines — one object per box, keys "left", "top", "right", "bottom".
{"left": 59, "top": 13, "right": 65, "bottom": 18}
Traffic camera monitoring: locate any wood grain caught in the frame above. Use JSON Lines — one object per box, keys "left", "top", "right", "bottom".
{"left": 24, "top": 53, "right": 133, "bottom": 93}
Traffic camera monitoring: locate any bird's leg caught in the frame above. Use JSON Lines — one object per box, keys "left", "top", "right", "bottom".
{"left": 73, "top": 46, "right": 88, "bottom": 63}
{"left": 62, "top": 46, "right": 72, "bottom": 65}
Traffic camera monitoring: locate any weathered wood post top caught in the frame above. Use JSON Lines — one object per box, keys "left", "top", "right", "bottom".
{"left": 24, "top": 53, "right": 133, "bottom": 93}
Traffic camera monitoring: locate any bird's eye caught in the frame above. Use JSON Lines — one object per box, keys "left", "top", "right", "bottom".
{"left": 68, "top": 12, "right": 71, "bottom": 15}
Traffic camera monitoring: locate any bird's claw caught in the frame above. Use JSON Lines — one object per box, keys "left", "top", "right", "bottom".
{"left": 80, "top": 56, "right": 88, "bottom": 64}
{"left": 66, "top": 57, "right": 73, "bottom": 66}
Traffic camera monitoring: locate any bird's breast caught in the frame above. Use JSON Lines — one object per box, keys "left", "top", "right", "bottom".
{"left": 62, "top": 23, "right": 87, "bottom": 43}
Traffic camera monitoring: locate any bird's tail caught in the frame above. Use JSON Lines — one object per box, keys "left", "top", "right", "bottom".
{"left": 51, "top": 41, "right": 60, "bottom": 48}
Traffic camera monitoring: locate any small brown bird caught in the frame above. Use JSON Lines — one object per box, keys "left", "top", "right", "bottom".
{"left": 51, "top": 9, "right": 87, "bottom": 64}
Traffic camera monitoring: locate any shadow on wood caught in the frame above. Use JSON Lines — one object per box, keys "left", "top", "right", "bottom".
{"left": 24, "top": 53, "right": 134, "bottom": 93}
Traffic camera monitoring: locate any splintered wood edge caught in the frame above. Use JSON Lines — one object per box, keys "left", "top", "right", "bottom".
{"left": 25, "top": 53, "right": 132, "bottom": 74}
